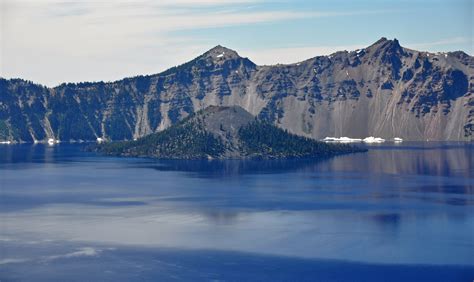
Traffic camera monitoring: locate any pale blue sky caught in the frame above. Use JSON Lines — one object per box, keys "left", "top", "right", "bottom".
{"left": 177, "top": 0, "right": 472, "bottom": 52}
{"left": 1, "top": 0, "right": 472, "bottom": 86}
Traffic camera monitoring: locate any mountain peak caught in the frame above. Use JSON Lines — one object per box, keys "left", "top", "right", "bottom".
{"left": 365, "top": 37, "right": 405, "bottom": 59}
{"left": 367, "top": 37, "right": 401, "bottom": 49}
{"left": 203, "top": 45, "right": 241, "bottom": 60}
{"left": 374, "top": 37, "right": 389, "bottom": 44}
{"left": 377, "top": 37, "right": 398, "bottom": 43}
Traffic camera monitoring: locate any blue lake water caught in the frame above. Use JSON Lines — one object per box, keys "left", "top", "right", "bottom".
{"left": 1, "top": 143, "right": 473, "bottom": 281}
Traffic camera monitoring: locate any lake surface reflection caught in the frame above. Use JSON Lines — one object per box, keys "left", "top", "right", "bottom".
{"left": 1, "top": 143, "right": 473, "bottom": 281}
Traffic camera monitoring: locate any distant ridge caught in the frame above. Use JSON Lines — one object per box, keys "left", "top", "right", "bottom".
{"left": 0, "top": 37, "right": 473, "bottom": 142}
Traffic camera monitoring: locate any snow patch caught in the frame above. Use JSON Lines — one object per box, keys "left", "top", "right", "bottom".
{"left": 0, "top": 140, "right": 12, "bottom": 144}
{"left": 47, "top": 138, "right": 60, "bottom": 145}
{"left": 322, "top": 137, "right": 362, "bottom": 143}
{"left": 393, "top": 137, "right": 403, "bottom": 142}
{"left": 216, "top": 52, "right": 225, "bottom": 58}
{"left": 323, "top": 136, "right": 386, "bottom": 143}
{"left": 363, "top": 136, "right": 385, "bottom": 143}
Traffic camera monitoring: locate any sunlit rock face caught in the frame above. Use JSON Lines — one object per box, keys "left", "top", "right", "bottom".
{"left": 1, "top": 38, "right": 473, "bottom": 142}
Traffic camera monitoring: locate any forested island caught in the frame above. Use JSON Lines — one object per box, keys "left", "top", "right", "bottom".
{"left": 94, "top": 106, "right": 366, "bottom": 160}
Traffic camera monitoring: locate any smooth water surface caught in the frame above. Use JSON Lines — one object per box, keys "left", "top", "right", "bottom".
{"left": 1, "top": 143, "right": 473, "bottom": 281}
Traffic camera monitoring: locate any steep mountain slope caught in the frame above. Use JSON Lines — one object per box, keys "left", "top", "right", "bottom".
{"left": 96, "top": 106, "right": 364, "bottom": 159}
{"left": 1, "top": 38, "right": 473, "bottom": 142}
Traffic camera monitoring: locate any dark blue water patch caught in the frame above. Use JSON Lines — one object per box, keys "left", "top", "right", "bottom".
{"left": 405, "top": 184, "right": 474, "bottom": 195}
{"left": 1, "top": 245, "right": 473, "bottom": 282}
{"left": 135, "top": 158, "right": 333, "bottom": 178}
{"left": 0, "top": 143, "right": 96, "bottom": 164}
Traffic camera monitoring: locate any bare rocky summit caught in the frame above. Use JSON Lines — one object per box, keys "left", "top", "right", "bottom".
{"left": 1, "top": 38, "right": 473, "bottom": 142}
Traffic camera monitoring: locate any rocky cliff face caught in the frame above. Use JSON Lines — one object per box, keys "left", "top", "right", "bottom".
{"left": 1, "top": 38, "right": 473, "bottom": 142}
